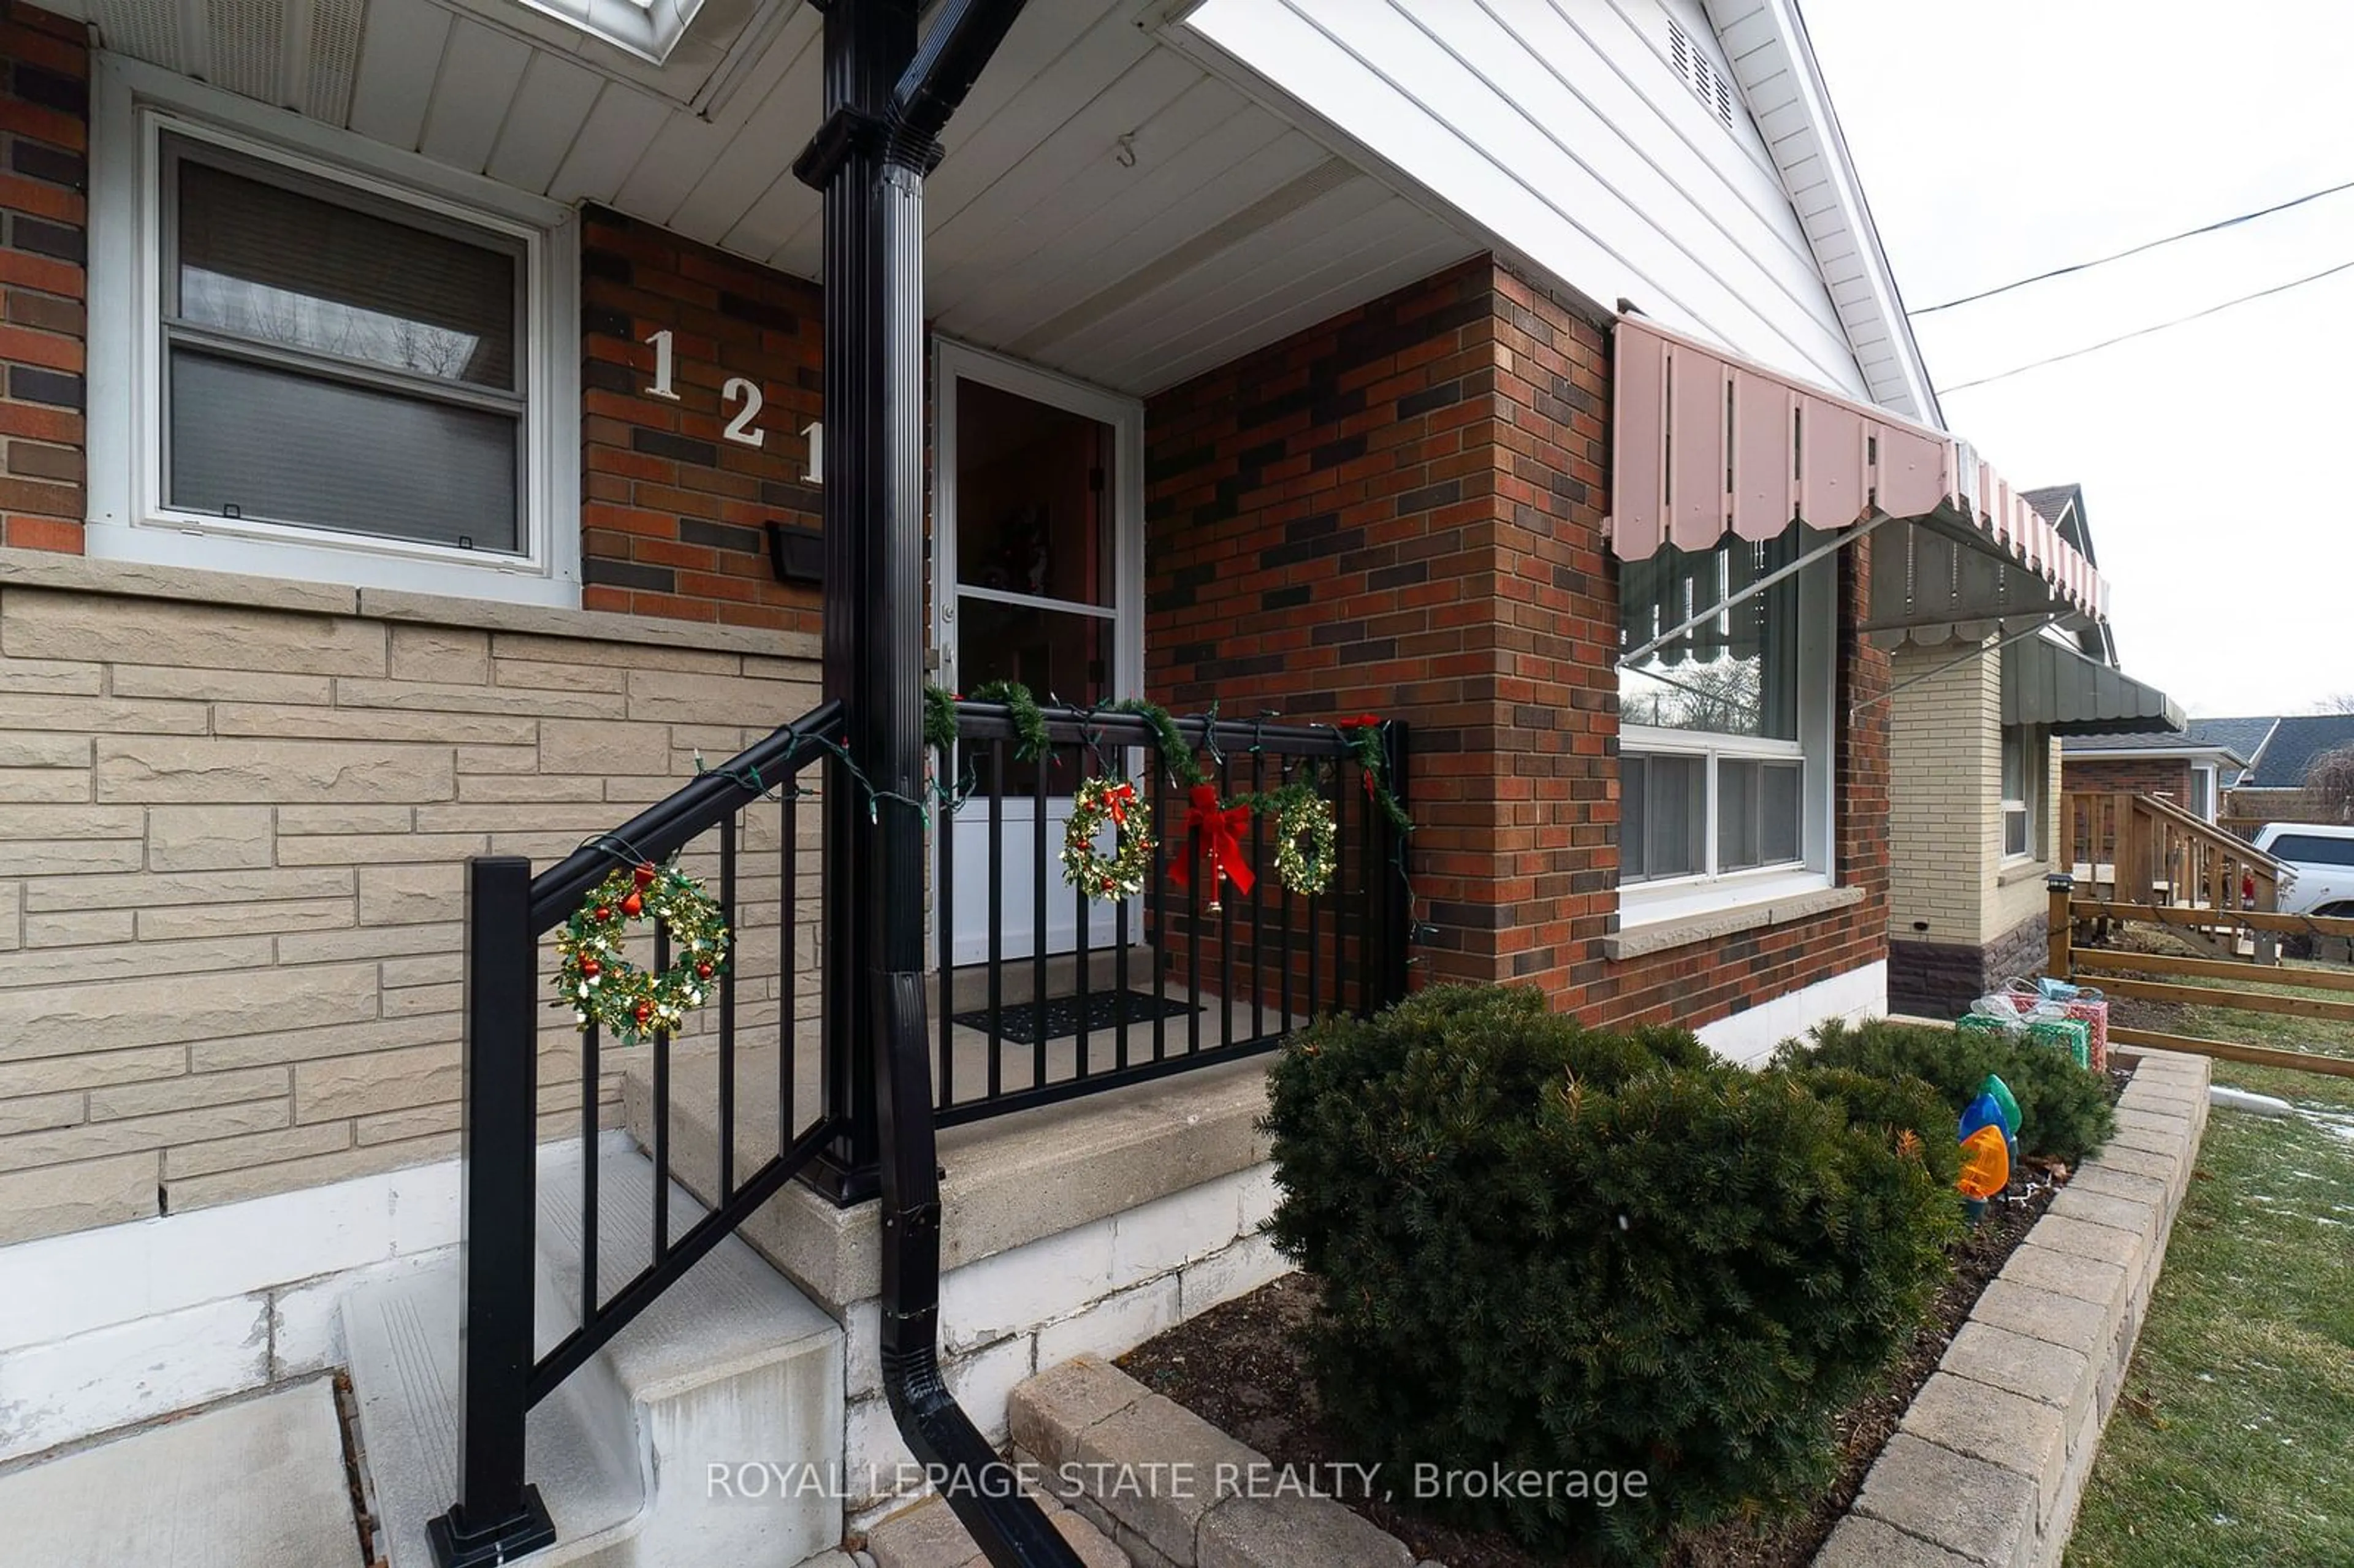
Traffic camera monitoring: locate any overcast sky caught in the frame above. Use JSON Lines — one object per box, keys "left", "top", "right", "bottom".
{"left": 1802, "top": 0, "right": 2354, "bottom": 718}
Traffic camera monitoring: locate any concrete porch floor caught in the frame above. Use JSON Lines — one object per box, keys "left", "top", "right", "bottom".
{"left": 0, "top": 1378, "right": 362, "bottom": 1568}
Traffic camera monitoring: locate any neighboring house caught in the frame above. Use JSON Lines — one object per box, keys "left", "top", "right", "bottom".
{"left": 0, "top": 0, "right": 2116, "bottom": 1547}
{"left": 2097, "top": 712, "right": 2354, "bottom": 829}
{"left": 1884, "top": 482, "right": 2184, "bottom": 1018}
{"left": 2061, "top": 718, "right": 2264, "bottom": 823}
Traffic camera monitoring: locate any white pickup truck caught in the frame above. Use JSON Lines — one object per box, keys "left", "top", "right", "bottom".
{"left": 2252, "top": 823, "right": 2354, "bottom": 919}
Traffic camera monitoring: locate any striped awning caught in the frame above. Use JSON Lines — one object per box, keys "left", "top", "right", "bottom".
{"left": 2003, "top": 636, "right": 2184, "bottom": 736}
{"left": 1609, "top": 318, "right": 2109, "bottom": 636}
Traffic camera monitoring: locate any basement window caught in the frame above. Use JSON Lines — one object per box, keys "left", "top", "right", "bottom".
{"left": 1617, "top": 523, "right": 1837, "bottom": 922}
{"left": 164, "top": 139, "right": 528, "bottom": 554}
{"left": 86, "top": 66, "right": 581, "bottom": 606}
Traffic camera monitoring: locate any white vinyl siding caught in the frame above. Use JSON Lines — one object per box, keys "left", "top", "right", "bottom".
{"left": 1185, "top": 0, "right": 1871, "bottom": 395}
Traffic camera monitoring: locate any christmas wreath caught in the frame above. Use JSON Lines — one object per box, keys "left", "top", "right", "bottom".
{"left": 1265, "top": 782, "right": 1338, "bottom": 896}
{"left": 1060, "top": 775, "right": 1154, "bottom": 901}
{"left": 555, "top": 861, "right": 731, "bottom": 1045}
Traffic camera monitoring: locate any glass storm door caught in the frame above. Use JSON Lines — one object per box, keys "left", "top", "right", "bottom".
{"left": 935, "top": 346, "right": 1140, "bottom": 967}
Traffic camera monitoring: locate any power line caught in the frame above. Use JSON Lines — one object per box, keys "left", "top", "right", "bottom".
{"left": 1940, "top": 257, "right": 2354, "bottom": 393}
{"left": 1910, "top": 177, "right": 2354, "bottom": 315}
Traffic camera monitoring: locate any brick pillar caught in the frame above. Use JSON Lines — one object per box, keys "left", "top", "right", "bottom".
{"left": 0, "top": 1, "right": 88, "bottom": 554}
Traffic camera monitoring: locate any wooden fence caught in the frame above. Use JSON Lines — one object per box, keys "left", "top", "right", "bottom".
{"left": 2049, "top": 880, "right": 2354, "bottom": 1079}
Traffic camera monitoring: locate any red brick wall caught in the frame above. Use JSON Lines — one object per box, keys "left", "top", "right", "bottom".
{"left": 1145, "top": 259, "right": 1506, "bottom": 991}
{"left": 0, "top": 0, "right": 87, "bottom": 554}
{"left": 1145, "top": 257, "right": 1890, "bottom": 1032}
{"left": 2062, "top": 756, "right": 2193, "bottom": 807}
{"left": 579, "top": 205, "right": 825, "bottom": 634}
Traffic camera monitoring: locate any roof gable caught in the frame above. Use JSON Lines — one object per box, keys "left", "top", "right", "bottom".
{"left": 1703, "top": 0, "right": 1942, "bottom": 427}
{"left": 2022, "top": 484, "right": 2117, "bottom": 666}
{"left": 2249, "top": 715, "right": 2354, "bottom": 788}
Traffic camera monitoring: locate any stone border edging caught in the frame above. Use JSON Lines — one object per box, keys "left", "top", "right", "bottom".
{"left": 1816, "top": 1048, "right": 2214, "bottom": 1568}
{"left": 1007, "top": 1356, "right": 1420, "bottom": 1568}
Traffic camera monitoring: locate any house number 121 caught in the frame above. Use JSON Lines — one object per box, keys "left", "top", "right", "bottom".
{"left": 643, "top": 329, "right": 822, "bottom": 481}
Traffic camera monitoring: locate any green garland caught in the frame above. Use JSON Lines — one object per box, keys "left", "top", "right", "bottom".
{"left": 921, "top": 685, "right": 958, "bottom": 753}
{"left": 919, "top": 682, "right": 1417, "bottom": 916}
{"left": 555, "top": 861, "right": 731, "bottom": 1045}
{"left": 1113, "top": 697, "right": 1209, "bottom": 789}
{"left": 923, "top": 681, "right": 1049, "bottom": 761}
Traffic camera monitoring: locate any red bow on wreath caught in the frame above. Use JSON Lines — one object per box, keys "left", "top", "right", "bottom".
{"left": 1170, "top": 783, "right": 1255, "bottom": 907}
{"left": 1102, "top": 782, "right": 1136, "bottom": 826}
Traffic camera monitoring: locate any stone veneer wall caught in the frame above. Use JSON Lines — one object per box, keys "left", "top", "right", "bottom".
{"left": 1888, "top": 912, "right": 2049, "bottom": 1021}
{"left": 0, "top": 552, "right": 818, "bottom": 1245}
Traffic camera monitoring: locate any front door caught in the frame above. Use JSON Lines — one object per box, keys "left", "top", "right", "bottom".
{"left": 933, "top": 342, "right": 1143, "bottom": 967}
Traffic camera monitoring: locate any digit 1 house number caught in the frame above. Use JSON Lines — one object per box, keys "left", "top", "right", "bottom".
{"left": 643, "top": 329, "right": 822, "bottom": 479}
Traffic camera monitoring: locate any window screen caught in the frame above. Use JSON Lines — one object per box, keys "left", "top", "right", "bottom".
{"left": 162, "top": 139, "right": 527, "bottom": 554}
{"left": 1718, "top": 758, "right": 1802, "bottom": 872}
{"left": 1622, "top": 753, "right": 1707, "bottom": 883}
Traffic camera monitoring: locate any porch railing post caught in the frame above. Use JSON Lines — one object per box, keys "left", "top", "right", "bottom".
{"left": 1379, "top": 720, "right": 1412, "bottom": 1008}
{"left": 427, "top": 854, "right": 557, "bottom": 1568}
{"left": 2047, "top": 872, "right": 2074, "bottom": 983}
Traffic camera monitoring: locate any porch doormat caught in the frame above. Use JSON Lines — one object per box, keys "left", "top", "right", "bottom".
{"left": 951, "top": 989, "right": 1194, "bottom": 1045}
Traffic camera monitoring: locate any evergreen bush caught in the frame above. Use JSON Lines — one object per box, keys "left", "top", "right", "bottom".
{"left": 1263, "top": 986, "right": 1961, "bottom": 1562}
{"left": 1775, "top": 1018, "right": 2116, "bottom": 1165}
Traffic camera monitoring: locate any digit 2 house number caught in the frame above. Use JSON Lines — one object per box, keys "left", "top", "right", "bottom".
{"left": 643, "top": 329, "right": 822, "bottom": 482}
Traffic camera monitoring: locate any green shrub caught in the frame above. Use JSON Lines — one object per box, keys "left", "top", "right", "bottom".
{"left": 1775, "top": 1018, "right": 2115, "bottom": 1165}
{"left": 1264, "top": 985, "right": 1961, "bottom": 1563}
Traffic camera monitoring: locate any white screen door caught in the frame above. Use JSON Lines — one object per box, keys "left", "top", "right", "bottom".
{"left": 933, "top": 343, "right": 1143, "bottom": 967}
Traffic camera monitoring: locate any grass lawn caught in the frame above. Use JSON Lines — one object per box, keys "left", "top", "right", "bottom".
{"left": 2065, "top": 959, "right": 2354, "bottom": 1567}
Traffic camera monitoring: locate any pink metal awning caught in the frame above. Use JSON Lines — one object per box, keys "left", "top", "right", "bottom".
{"left": 1609, "top": 318, "right": 2109, "bottom": 635}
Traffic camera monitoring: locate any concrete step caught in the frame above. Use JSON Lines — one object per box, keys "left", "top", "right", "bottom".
{"left": 0, "top": 1378, "right": 362, "bottom": 1567}
{"left": 866, "top": 1493, "right": 1129, "bottom": 1568}
{"left": 343, "top": 1135, "right": 846, "bottom": 1568}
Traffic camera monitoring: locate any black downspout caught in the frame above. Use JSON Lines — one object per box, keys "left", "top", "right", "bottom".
{"left": 796, "top": 3, "right": 1079, "bottom": 1564}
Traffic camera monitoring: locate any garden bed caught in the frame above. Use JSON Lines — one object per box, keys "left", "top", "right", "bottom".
{"left": 1118, "top": 1061, "right": 2136, "bottom": 1568}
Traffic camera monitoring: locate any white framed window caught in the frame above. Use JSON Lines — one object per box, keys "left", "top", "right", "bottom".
{"left": 86, "top": 57, "right": 580, "bottom": 606}
{"left": 2000, "top": 726, "right": 2044, "bottom": 862}
{"left": 1617, "top": 523, "right": 1837, "bottom": 923}
{"left": 2188, "top": 762, "right": 2217, "bottom": 823}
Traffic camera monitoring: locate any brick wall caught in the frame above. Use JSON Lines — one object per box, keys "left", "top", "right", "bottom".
{"left": 1887, "top": 642, "right": 2000, "bottom": 943}
{"left": 579, "top": 206, "right": 826, "bottom": 634}
{"left": 0, "top": 1, "right": 86, "bottom": 555}
{"left": 1145, "top": 258, "right": 1889, "bottom": 1031}
{"left": 0, "top": 566, "right": 819, "bottom": 1246}
{"left": 2062, "top": 755, "right": 2192, "bottom": 807}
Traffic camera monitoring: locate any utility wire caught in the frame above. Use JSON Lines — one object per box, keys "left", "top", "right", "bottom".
{"left": 1910, "top": 176, "right": 2354, "bottom": 314}
{"left": 1940, "top": 257, "right": 2354, "bottom": 394}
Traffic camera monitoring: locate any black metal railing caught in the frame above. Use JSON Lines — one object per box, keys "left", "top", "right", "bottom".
{"left": 932, "top": 699, "right": 1412, "bottom": 1126}
{"left": 429, "top": 696, "right": 1410, "bottom": 1565}
{"left": 429, "top": 702, "right": 851, "bottom": 1567}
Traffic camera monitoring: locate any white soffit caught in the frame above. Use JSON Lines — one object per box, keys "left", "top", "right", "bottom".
{"left": 1702, "top": 0, "right": 1943, "bottom": 428}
